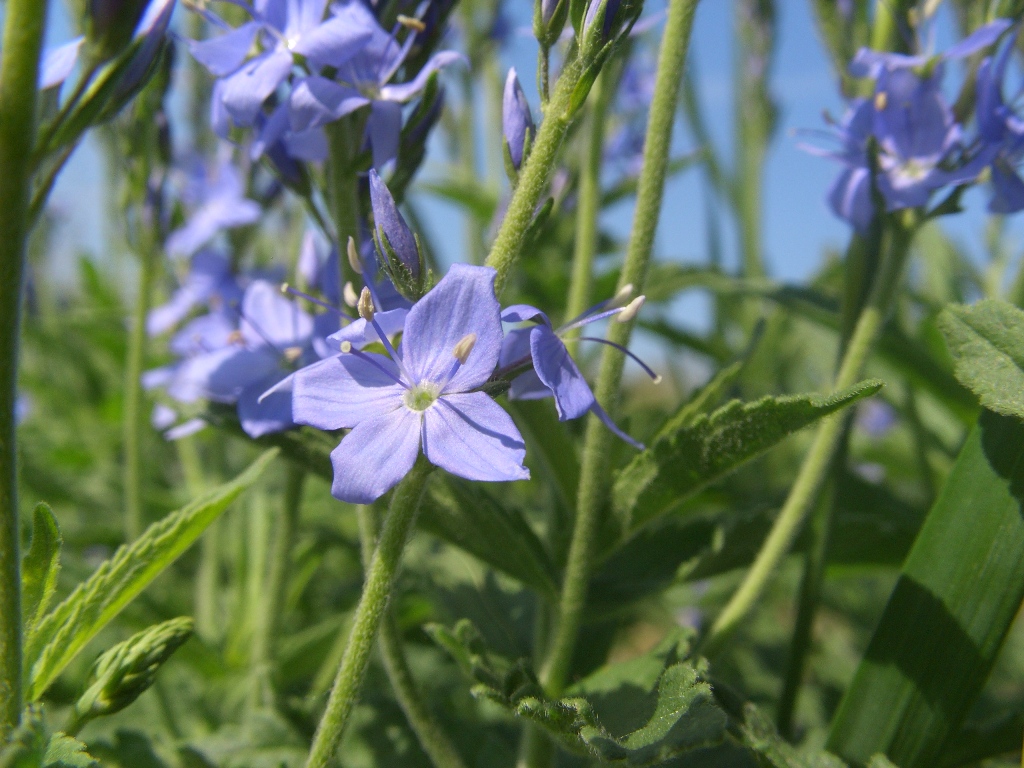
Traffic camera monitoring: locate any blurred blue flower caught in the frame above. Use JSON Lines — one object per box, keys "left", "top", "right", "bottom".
{"left": 292, "top": 264, "right": 528, "bottom": 503}
{"left": 165, "top": 156, "right": 262, "bottom": 259}
{"left": 147, "top": 250, "right": 244, "bottom": 335}
{"left": 497, "top": 292, "right": 654, "bottom": 450}
{"left": 14, "top": 395, "right": 30, "bottom": 425}
{"left": 976, "top": 32, "right": 1024, "bottom": 213}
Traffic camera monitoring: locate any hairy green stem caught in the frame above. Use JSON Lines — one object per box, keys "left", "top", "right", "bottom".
{"left": 564, "top": 71, "right": 610, "bottom": 337}
{"left": 701, "top": 213, "right": 917, "bottom": 657}
{"left": 484, "top": 52, "right": 585, "bottom": 294}
{"left": 305, "top": 457, "right": 433, "bottom": 768}
{"left": 0, "top": 0, "right": 47, "bottom": 737}
{"left": 356, "top": 503, "right": 466, "bottom": 768}
{"left": 539, "top": 0, "right": 701, "bottom": 696}
{"left": 123, "top": 232, "right": 161, "bottom": 541}
{"left": 326, "top": 118, "right": 364, "bottom": 288}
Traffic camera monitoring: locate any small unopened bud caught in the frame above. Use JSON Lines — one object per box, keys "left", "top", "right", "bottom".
{"left": 340, "top": 341, "right": 353, "bottom": 353}
{"left": 874, "top": 91, "right": 888, "bottom": 111}
{"left": 616, "top": 296, "right": 645, "bottom": 323}
{"left": 583, "top": 0, "right": 624, "bottom": 42}
{"left": 369, "top": 170, "right": 421, "bottom": 280}
{"left": 397, "top": 14, "right": 427, "bottom": 32}
{"left": 343, "top": 281, "right": 359, "bottom": 308}
{"left": 453, "top": 333, "right": 477, "bottom": 364}
{"left": 74, "top": 617, "right": 193, "bottom": 727}
{"left": 347, "top": 236, "right": 363, "bottom": 275}
{"left": 503, "top": 68, "right": 534, "bottom": 171}
{"left": 358, "top": 287, "right": 375, "bottom": 321}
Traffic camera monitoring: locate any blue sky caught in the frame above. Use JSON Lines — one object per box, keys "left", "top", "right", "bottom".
{"left": 44, "top": 1, "right": 1018, "bottom": 307}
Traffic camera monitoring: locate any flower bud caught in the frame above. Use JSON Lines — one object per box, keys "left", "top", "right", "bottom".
{"left": 87, "top": 0, "right": 151, "bottom": 62}
{"left": 369, "top": 169, "right": 425, "bottom": 299}
{"left": 74, "top": 617, "right": 193, "bottom": 727}
{"left": 503, "top": 68, "right": 534, "bottom": 172}
{"left": 583, "top": 0, "right": 623, "bottom": 42}
{"left": 535, "top": 0, "right": 569, "bottom": 47}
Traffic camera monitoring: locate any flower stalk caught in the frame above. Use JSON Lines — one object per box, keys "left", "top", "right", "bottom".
{"left": 304, "top": 455, "right": 433, "bottom": 768}
{"left": 700, "top": 210, "right": 918, "bottom": 658}
{"left": 539, "top": 0, "right": 701, "bottom": 697}
{"left": 0, "top": 0, "right": 47, "bottom": 738}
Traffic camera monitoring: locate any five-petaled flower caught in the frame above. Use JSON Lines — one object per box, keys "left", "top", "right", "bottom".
{"left": 292, "top": 264, "right": 529, "bottom": 503}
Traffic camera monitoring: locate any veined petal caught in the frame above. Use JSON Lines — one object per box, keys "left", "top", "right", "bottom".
{"left": 241, "top": 279, "right": 314, "bottom": 349}
{"left": 501, "top": 304, "right": 549, "bottom": 325}
{"left": 238, "top": 370, "right": 295, "bottom": 437}
{"left": 221, "top": 49, "right": 294, "bottom": 125}
{"left": 529, "top": 325, "right": 594, "bottom": 420}
{"left": 293, "top": 14, "right": 373, "bottom": 68}
{"left": 402, "top": 263, "right": 502, "bottom": 392}
{"left": 330, "top": 408, "right": 421, "bottom": 503}
{"left": 292, "top": 353, "right": 404, "bottom": 430}
{"left": 202, "top": 347, "right": 281, "bottom": 402}
{"left": 498, "top": 326, "right": 533, "bottom": 368}
{"left": 328, "top": 307, "right": 408, "bottom": 349}
{"left": 423, "top": 392, "right": 529, "bottom": 482}
{"left": 189, "top": 21, "right": 260, "bottom": 76}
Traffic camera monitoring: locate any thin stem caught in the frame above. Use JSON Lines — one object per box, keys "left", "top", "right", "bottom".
{"left": 484, "top": 52, "right": 586, "bottom": 295}
{"left": 123, "top": 229, "right": 161, "bottom": 541}
{"left": 326, "top": 116, "right": 365, "bottom": 290}
{"left": 304, "top": 456, "right": 433, "bottom": 768}
{"left": 564, "top": 71, "right": 610, "bottom": 344}
{"left": 356, "top": 503, "right": 466, "bottom": 768}
{"left": 252, "top": 465, "right": 304, "bottom": 709}
{"left": 539, "top": 0, "right": 701, "bottom": 696}
{"left": 0, "top": 0, "right": 47, "bottom": 738}
{"left": 700, "top": 213, "right": 918, "bottom": 658}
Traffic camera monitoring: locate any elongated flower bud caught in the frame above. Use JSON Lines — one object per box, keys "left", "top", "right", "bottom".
{"left": 503, "top": 68, "right": 535, "bottom": 172}
{"left": 87, "top": 0, "right": 151, "bottom": 62}
{"left": 583, "top": 0, "right": 624, "bottom": 43}
{"left": 369, "top": 170, "right": 420, "bottom": 279}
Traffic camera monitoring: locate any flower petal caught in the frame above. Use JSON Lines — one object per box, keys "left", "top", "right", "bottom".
{"left": 220, "top": 49, "right": 294, "bottom": 125}
{"left": 328, "top": 307, "right": 408, "bottom": 349}
{"left": 241, "top": 279, "right": 314, "bottom": 349}
{"left": 379, "top": 50, "right": 464, "bottom": 103}
{"left": 238, "top": 371, "right": 295, "bottom": 437}
{"left": 529, "top": 325, "right": 594, "bottom": 420}
{"left": 368, "top": 99, "right": 403, "bottom": 170}
{"left": 329, "top": 408, "right": 421, "bottom": 503}
{"left": 40, "top": 37, "right": 83, "bottom": 90}
{"left": 289, "top": 76, "right": 367, "bottom": 130}
{"left": 423, "top": 392, "right": 529, "bottom": 483}
{"left": 402, "top": 263, "right": 502, "bottom": 392}
{"left": 293, "top": 13, "right": 373, "bottom": 68}
{"left": 188, "top": 21, "right": 260, "bottom": 77}
{"left": 292, "top": 352, "right": 404, "bottom": 430}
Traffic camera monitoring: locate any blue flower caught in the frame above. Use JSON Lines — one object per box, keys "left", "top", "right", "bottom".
{"left": 976, "top": 31, "right": 1024, "bottom": 213}
{"left": 287, "top": 1, "right": 462, "bottom": 168}
{"left": 292, "top": 264, "right": 529, "bottom": 503}
{"left": 147, "top": 250, "right": 244, "bottom": 335}
{"left": 165, "top": 156, "right": 262, "bottom": 258}
{"left": 497, "top": 292, "right": 654, "bottom": 450}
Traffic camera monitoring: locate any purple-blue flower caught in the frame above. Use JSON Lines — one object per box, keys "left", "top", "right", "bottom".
{"left": 147, "top": 250, "right": 244, "bottom": 335}
{"left": 292, "top": 264, "right": 529, "bottom": 503}
{"left": 976, "top": 31, "right": 1024, "bottom": 213}
{"left": 497, "top": 291, "right": 653, "bottom": 450}
{"left": 369, "top": 168, "right": 421, "bottom": 282}
{"left": 502, "top": 68, "right": 533, "bottom": 171}
{"left": 165, "top": 156, "right": 262, "bottom": 259}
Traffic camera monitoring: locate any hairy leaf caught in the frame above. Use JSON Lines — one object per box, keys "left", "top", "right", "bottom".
{"left": 827, "top": 411, "right": 1024, "bottom": 767}
{"left": 939, "top": 299, "right": 1024, "bottom": 420}
{"left": 739, "top": 704, "right": 847, "bottom": 768}
{"left": 21, "top": 503, "right": 62, "bottom": 634}
{"left": 427, "top": 620, "right": 726, "bottom": 764}
{"left": 24, "top": 449, "right": 277, "bottom": 700}
{"left": 613, "top": 381, "right": 883, "bottom": 530}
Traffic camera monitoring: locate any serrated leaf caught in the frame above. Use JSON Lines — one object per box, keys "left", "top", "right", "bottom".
{"left": 613, "top": 381, "right": 883, "bottom": 530}
{"left": 24, "top": 449, "right": 277, "bottom": 700}
{"left": 0, "top": 714, "right": 97, "bottom": 768}
{"left": 21, "top": 503, "right": 62, "bottom": 633}
{"left": 42, "top": 734, "right": 98, "bottom": 768}
{"left": 427, "top": 620, "right": 726, "bottom": 764}
{"left": 938, "top": 299, "right": 1024, "bottom": 420}
{"left": 827, "top": 411, "right": 1024, "bottom": 767}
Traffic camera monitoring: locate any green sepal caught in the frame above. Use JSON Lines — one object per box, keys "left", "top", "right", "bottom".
{"left": 20, "top": 504, "right": 61, "bottom": 635}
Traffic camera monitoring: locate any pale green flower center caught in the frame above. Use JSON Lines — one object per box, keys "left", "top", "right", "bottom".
{"left": 404, "top": 382, "right": 441, "bottom": 412}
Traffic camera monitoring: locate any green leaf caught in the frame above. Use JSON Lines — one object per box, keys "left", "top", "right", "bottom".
{"left": 827, "top": 411, "right": 1024, "bottom": 767}
{"left": 739, "top": 703, "right": 847, "bottom": 768}
{"left": 41, "top": 735, "right": 99, "bottom": 768}
{"left": 427, "top": 620, "right": 726, "bottom": 764}
{"left": 938, "top": 299, "right": 1024, "bottom": 420}
{"left": 613, "top": 381, "right": 883, "bottom": 530}
{"left": 24, "top": 449, "right": 277, "bottom": 700}
{"left": 0, "top": 712, "right": 97, "bottom": 768}
{"left": 420, "top": 479, "right": 559, "bottom": 600}
{"left": 21, "top": 503, "right": 62, "bottom": 633}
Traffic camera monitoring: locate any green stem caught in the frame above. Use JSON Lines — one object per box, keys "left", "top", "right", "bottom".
{"left": 484, "top": 52, "right": 586, "bottom": 295}
{"left": 304, "top": 457, "right": 433, "bottom": 768}
{"left": 869, "top": 0, "right": 914, "bottom": 53}
{"left": 564, "top": 71, "right": 610, "bottom": 337}
{"left": 326, "top": 117, "right": 364, "bottom": 288}
{"left": 252, "top": 465, "right": 304, "bottom": 709}
{"left": 539, "top": 0, "right": 701, "bottom": 696}
{"left": 356, "top": 503, "right": 466, "bottom": 768}
{"left": 123, "top": 230, "right": 161, "bottom": 540}
{"left": 700, "top": 213, "right": 917, "bottom": 658}
{"left": 0, "top": 0, "right": 47, "bottom": 737}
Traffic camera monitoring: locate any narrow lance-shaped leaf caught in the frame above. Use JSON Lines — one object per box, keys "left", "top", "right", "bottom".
{"left": 613, "top": 380, "right": 883, "bottom": 530}
{"left": 24, "top": 448, "right": 277, "bottom": 700}
{"left": 827, "top": 411, "right": 1024, "bottom": 767}
{"left": 938, "top": 299, "right": 1024, "bottom": 420}
{"left": 21, "top": 503, "right": 61, "bottom": 634}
